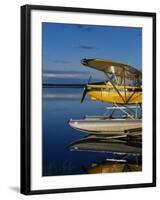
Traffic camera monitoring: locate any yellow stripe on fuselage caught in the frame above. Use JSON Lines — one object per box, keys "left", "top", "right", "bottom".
{"left": 87, "top": 84, "right": 142, "bottom": 104}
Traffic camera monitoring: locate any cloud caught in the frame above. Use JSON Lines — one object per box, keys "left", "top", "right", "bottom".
{"left": 75, "top": 44, "right": 97, "bottom": 50}
{"left": 48, "top": 59, "right": 72, "bottom": 64}
{"left": 43, "top": 73, "right": 81, "bottom": 78}
{"left": 76, "top": 25, "right": 94, "bottom": 32}
{"left": 43, "top": 71, "right": 89, "bottom": 79}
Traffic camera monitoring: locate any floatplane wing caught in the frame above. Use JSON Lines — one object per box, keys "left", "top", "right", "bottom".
{"left": 81, "top": 58, "right": 142, "bottom": 86}
{"left": 81, "top": 58, "right": 142, "bottom": 104}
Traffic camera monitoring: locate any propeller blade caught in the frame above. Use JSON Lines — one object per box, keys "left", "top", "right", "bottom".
{"left": 81, "top": 75, "right": 92, "bottom": 103}
{"left": 81, "top": 87, "right": 88, "bottom": 103}
{"left": 88, "top": 75, "right": 92, "bottom": 84}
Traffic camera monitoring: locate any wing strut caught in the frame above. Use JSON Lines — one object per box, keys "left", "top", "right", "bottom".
{"left": 105, "top": 71, "right": 126, "bottom": 103}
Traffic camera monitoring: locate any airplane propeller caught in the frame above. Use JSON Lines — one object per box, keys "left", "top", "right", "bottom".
{"left": 81, "top": 75, "right": 92, "bottom": 103}
{"left": 81, "top": 87, "right": 88, "bottom": 103}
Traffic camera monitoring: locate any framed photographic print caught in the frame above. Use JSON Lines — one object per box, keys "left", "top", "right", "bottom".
{"left": 21, "top": 4, "right": 156, "bottom": 195}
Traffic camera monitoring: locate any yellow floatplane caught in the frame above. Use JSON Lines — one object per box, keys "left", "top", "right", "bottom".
{"left": 69, "top": 58, "right": 142, "bottom": 137}
{"left": 81, "top": 58, "right": 142, "bottom": 104}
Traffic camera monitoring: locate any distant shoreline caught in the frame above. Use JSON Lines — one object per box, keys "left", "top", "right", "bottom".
{"left": 43, "top": 83, "right": 85, "bottom": 88}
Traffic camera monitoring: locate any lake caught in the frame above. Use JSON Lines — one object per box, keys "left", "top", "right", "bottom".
{"left": 42, "top": 87, "right": 142, "bottom": 176}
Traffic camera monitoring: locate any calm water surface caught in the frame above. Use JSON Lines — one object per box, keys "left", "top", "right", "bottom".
{"left": 42, "top": 87, "right": 142, "bottom": 176}
{"left": 42, "top": 87, "right": 114, "bottom": 176}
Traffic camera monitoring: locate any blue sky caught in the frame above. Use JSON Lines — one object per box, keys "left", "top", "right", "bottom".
{"left": 42, "top": 23, "right": 142, "bottom": 81}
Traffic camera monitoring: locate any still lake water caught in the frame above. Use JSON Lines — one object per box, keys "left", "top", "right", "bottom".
{"left": 42, "top": 87, "right": 115, "bottom": 176}
{"left": 42, "top": 87, "right": 141, "bottom": 176}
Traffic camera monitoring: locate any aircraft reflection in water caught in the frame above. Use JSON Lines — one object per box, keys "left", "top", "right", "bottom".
{"left": 69, "top": 58, "right": 142, "bottom": 173}
{"left": 69, "top": 133, "right": 142, "bottom": 173}
{"left": 87, "top": 158, "right": 142, "bottom": 174}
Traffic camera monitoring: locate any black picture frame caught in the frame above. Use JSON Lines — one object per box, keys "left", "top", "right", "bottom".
{"left": 21, "top": 4, "right": 156, "bottom": 195}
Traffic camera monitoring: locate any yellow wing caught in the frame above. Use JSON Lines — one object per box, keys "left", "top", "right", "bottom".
{"left": 81, "top": 58, "right": 142, "bottom": 86}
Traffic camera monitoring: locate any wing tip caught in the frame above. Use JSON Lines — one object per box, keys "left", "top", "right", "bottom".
{"left": 81, "top": 58, "right": 95, "bottom": 66}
